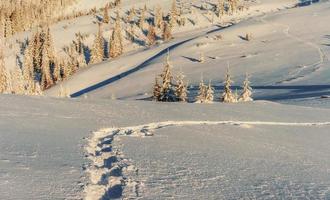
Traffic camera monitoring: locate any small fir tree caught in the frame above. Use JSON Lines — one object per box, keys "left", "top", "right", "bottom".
{"left": 175, "top": 71, "right": 188, "bottom": 102}
{"left": 139, "top": 8, "right": 146, "bottom": 30}
{"left": 147, "top": 23, "right": 157, "bottom": 46}
{"left": 22, "top": 43, "right": 34, "bottom": 82}
{"left": 199, "top": 52, "right": 205, "bottom": 63}
{"left": 159, "top": 51, "right": 176, "bottom": 102}
{"left": 195, "top": 76, "right": 207, "bottom": 103}
{"left": 90, "top": 23, "right": 104, "bottom": 64}
{"left": 154, "top": 6, "right": 163, "bottom": 28}
{"left": 162, "top": 22, "right": 172, "bottom": 41}
{"left": 109, "top": 12, "right": 123, "bottom": 58}
{"left": 222, "top": 67, "right": 235, "bottom": 103}
{"left": 205, "top": 80, "right": 214, "bottom": 103}
{"left": 153, "top": 76, "right": 161, "bottom": 101}
{"left": 0, "top": 43, "right": 8, "bottom": 93}
{"left": 103, "top": 5, "right": 110, "bottom": 24}
{"left": 40, "top": 44, "right": 54, "bottom": 90}
{"left": 239, "top": 73, "right": 253, "bottom": 102}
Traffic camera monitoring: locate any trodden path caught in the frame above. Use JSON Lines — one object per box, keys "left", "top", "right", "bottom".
{"left": 84, "top": 120, "right": 330, "bottom": 200}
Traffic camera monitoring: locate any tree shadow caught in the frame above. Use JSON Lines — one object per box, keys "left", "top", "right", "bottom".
{"left": 83, "top": 45, "right": 91, "bottom": 64}
{"left": 182, "top": 56, "right": 200, "bottom": 62}
{"left": 323, "top": 35, "right": 330, "bottom": 47}
{"left": 103, "top": 38, "right": 109, "bottom": 59}
{"left": 297, "top": 0, "right": 320, "bottom": 7}
{"left": 238, "top": 35, "right": 248, "bottom": 41}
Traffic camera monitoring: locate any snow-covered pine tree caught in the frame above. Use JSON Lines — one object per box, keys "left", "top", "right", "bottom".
{"left": 90, "top": 23, "right": 104, "bottom": 64}
{"left": 147, "top": 23, "right": 156, "bottom": 46}
{"left": 162, "top": 22, "right": 172, "bottom": 42}
{"left": 58, "top": 84, "right": 71, "bottom": 98}
{"left": 4, "top": 15, "right": 12, "bottom": 38}
{"left": 22, "top": 43, "right": 34, "bottom": 82}
{"left": 154, "top": 6, "right": 163, "bottom": 28}
{"left": 109, "top": 12, "right": 123, "bottom": 58}
{"left": 175, "top": 71, "right": 188, "bottom": 102}
{"left": 31, "top": 28, "right": 43, "bottom": 71}
{"left": 5, "top": 69, "right": 13, "bottom": 94}
{"left": 11, "top": 65, "right": 25, "bottom": 95}
{"left": 40, "top": 44, "right": 54, "bottom": 90}
{"left": 195, "top": 76, "right": 207, "bottom": 103}
{"left": 159, "top": 51, "right": 176, "bottom": 102}
{"left": 103, "top": 5, "right": 110, "bottom": 24}
{"left": 139, "top": 8, "right": 146, "bottom": 30}
{"left": 33, "top": 81, "right": 43, "bottom": 96}
{"left": 0, "top": 41, "right": 8, "bottom": 93}
{"left": 169, "top": 0, "right": 178, "bottom": 28}
{"left": 205, "top": 80, "right": 214, "bottom": 103}
{"left": 53, "top": 57, "right": 62, "bottom": 82}
{"left": 153, "top": 76, "right": 161, "bottom": 101}
{"left": 127, "top": 7, "right": 136, "bottom": 24}
{"left": 199, "top": 52, "right": 205, "bottom": 63}
{"left": 233, "top": 89, "right": 239, "bottom": 103}
{"left": 216, "top": 0, "right": 225, "bottom": 17}
{"left": 222, "top": 67, "right": 235, "bottom": 103}
{"left": 239, "top": 73, "right": 253, "bottom": 102}
{"left": 44, "top": 26, "right": 56, "bottom": 62}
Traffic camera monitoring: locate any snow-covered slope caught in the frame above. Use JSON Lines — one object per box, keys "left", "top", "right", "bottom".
{"left": 1, "top": 95, "right": 330, "bottom": 199}
{"left": 2, "top": 1, "right": 330, "bottom": 200}
{"left": 46, "top": 1, "right": 330, "bottom": 109}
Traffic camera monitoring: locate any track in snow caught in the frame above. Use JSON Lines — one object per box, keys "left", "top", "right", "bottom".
{"left": 84, "top": 120, "right": 330, "bottom": 199}
{"left": 260, "top": 16, "right": 329, "bottom": 84}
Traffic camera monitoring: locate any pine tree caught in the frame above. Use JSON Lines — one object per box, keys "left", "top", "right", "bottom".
{"left": 40, "top": 44, "right": 54, "bottom": 90}
{"left": 109, "top": 12, "right": 123, "bottom": 58}
{"left": 154, "top": 6, "right": 163, "bottom": 28}
{"left": 199, "top": 52, "right": 205, "bottom": 63}
{"left": 11, "top": 66, "right": 25, "bottom": 95}
{"left": 53, "top": 57, "right": 62, "bottom": 82}
{"left": 147, "top": 23, "right": 156, "bottom": 46}
{"left": 44, "top": 26, "right": 56, "bottom": 62}
{"left": 195, "top": 76, "right": 207, "bottom": 103}
{"left": 153, "top": 76, "right": 161, "bottom": 101}
{"left": 90, "top": 23, "right": 104, "bottom": 64}
{"left": 169, "top": 0, "right": 178, "bottom": 28}
{"left": 205, "top": 80, "right": 214, "bottom": 103}
{"left": 127, "top": 7, "right": 136, "bottom": 24}
{"left": 4, "top": 15, "right": 12, "bottom": 38}
{"left": 216, "top": 0, "right": 225, "bottom": 17}
{"left": 32, "top": 81, "right": 43, "bottom": 96}
{"left": 139, "top": 8, "right": 146, "bottom": 30}
{"left": 31, "top": 29, "right": 43, "bottom": 71}
{"left": 58, "top": 84, "right": 71, "bottom": 98}
{"left": 0, "top": 41, "right": 8, "bottom": 93}
{"left": 239, "top": 73, "right": 253, "bottom": 102}
{"left": 162, "top": 22, "right": 172, "bottom": 41}
{"left": 103, "top": 5, "right": 110, "bottom": 24}
{"left": 175, "top": 71, "right": 188, "bottom": 102}
{"left": 159, "top": 51, "right": 176, "bottom": 102}
{"left": 22, "top": 43, "right": 34, "bottom": 82}
{"left": 222, "top": 67, "right": 235, "bottom": 103}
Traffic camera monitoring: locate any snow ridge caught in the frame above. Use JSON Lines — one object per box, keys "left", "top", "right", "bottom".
{"left": 84, "top": 120, "right": 330, "bottom": 199}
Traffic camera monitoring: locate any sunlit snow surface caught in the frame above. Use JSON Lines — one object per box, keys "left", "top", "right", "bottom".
{"left": 2, "top": 0, "right": 330, "bottom": 199}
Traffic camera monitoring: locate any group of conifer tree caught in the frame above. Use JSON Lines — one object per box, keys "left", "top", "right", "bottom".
{"left": 0, "top": 0, "right": 245, "bottom": 97}
{"left": 0, "top": 0, "right": 80, "bottom": 38}
{"left": 0, "top": 36, "right": 42, "bottom": 95}
{"left": 153, "top": 52, "right": 253, "bottom": 103}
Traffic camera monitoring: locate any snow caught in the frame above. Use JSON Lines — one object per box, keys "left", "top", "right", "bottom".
{"left": 2, "top": 94, "right": 330, "bottom": 199}
{"left": 2, "top": 0, "right": 330, "bottom": 199}
{"left": 42, "top": 0, "right": 330, "bottom": 109}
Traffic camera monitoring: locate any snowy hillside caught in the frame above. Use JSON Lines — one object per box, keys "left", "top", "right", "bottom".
{"left": 1, "top": 0, "right": 330, "bottom": 200}
{"left": 1, "top": 95, "right": 330, "bottom": 199}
